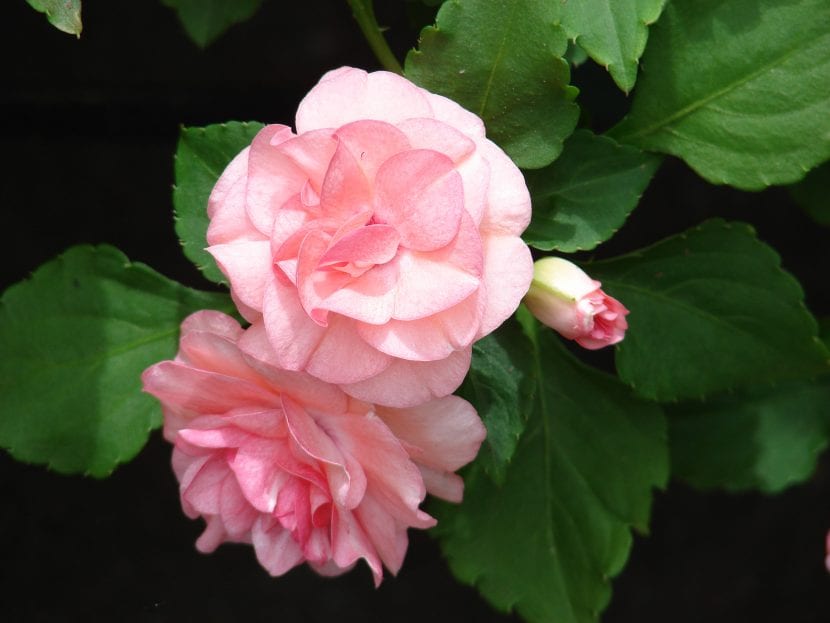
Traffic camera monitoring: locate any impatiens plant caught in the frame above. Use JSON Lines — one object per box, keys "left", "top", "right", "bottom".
{"left": 5, "top": 0, "right": 830, "bottom": 621}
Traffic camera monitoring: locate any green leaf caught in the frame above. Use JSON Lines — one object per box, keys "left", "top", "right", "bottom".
{"left": 524, "top": 130, "right": 661, "bottom": 252}
{"left": 669, "top": 378, "right": 830, "bottom": 493}
{"left": 0, "top": 245, "right": 234, "bottom": 477}
{"left": 610, "top": 0, "right": 830, "bottom": 190}
{"left": 436, "top": 326, "right": 667, "bottom": 623}
{"left": 405, "top": 0, "right": 579, "bottom": 169}
{"left": 556, "top": 0, "right": 666, "bottom": 93}
{"left": 27, "top": 0, "right": 82, "bottom": 36}
{"left": 456, "top": 318, "right": 534, "bottom": 482}
{"left": 590, "top": 219, "right": 830, "bottom": 401}
{"left": 173, "top": 121, "right": 264, "bottom": 285}
{"left": 790, "top": 161, "right": 830, "bottom": 227}
{"left": 161, "top": 0, "right": 263, "bottom": 47}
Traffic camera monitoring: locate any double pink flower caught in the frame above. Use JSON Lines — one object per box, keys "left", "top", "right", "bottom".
{"left": 143, "top": 67, "right": 532, "bottom": 581}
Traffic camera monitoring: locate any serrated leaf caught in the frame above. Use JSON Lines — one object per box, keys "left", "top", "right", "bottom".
{"left": 790, "top": 161, "right": 830, "bottom": 227}
{"left": 436, "top": 327, "right": 667, "bottom": 623}
{"left": 556, "top": 0, "right": 666, "bottom": 92}
{"left": 0, "top": 245, "right": 234, "bottom": 477}
{"left": 173, "top": 121, "right": 264, "bottom": 285}
{"left": 610, "top": 0, "right": 830, "bottom": 190}
{"left": 405, "top": 0, "right": 579, "bottom": 169}
{"left": 161, "top": 0, "right": 263, "bottom": 48}
{"left": 456, "top": 318, "right": 534, "bottom": 482}
{"left": 590, "top": 219, "right": 830, "bottom": 401}
{"left": 27, "top": 0, "right": 82, "bottom": 36}
{"left": 669, "top": 378, "right": 830, "bottom": 493}
{"left": 524, "top": 130, "right": 661, "bottom": 252}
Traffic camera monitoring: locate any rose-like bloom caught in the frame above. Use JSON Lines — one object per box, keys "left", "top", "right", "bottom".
{"left": 523, "top": 257, "right": 629, "bottom": 349}
{"left": 206, "top": 66, "right": 533, "bottom": 407}
{"left": 141, "top": 311, "right": 486, "bottom": 584}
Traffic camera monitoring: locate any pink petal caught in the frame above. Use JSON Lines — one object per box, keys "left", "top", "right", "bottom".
{"left": 478, "top": 138, "right": 532, "bottom": 235}
{"left": 295, "top": 67, "right": 433, "bottom": 134}
{"left": 227, "top": 437, "right": 288, "bottom": 513}
{"left": 354, "top": 492, "right": 409, "bottom": 575}
{"left": 179, "top": 425, "right": 251, "bottom": 449}
{"left": 376, "top": 395, "right": 486, "bottom": 472}
{"left": 207, "top": 241, "right": 273, "bottom": 312}
{"left": 282, "top": 395, "right": 367, "bottom": 509}
{"left": 391, "top": 249, "right": 479, "bottom": 321}
{"left": 195, "top": 517, "right": 227, "bottom": 553}
{"left": 330, "top": 507, "right": 383, "bottom": 586}
{"left": 317, "top": 257, "right": 399, "bottom": 325}
{"left": 373, "top": 149, "right": 463, "bottom": 252}
{"left": 320, "top": 139, "right": 372, "bottom": 219}
{"left": 320, "top": 224, "right": 400, "bottom": 267}
{"left": 295, "top": 229, "right": 347, "bottom": 324}
{"left": 424, "top": 91, "right": 486, "bottom": 139}
{"left": 476, "top": 234, "right": 534, "bottom": 338}
{"left": 179, "top": 310, "right": 243, "bottom": 343}
{"left": 208, "top": 147, "right": 249, "bottom": 219}
{"left": 395, "top": 118, "right": 475, "bottom": 163}
{"left": 416, "top": 464, "right": 465, "bottom": 503}
{"left": 252, "top": 517, "right": 306, "bottom": 576}
{"left": 181, "top": 455, "right": 229, "bottom": 515}
{"left": 246, "top": 124, "right": 307, "bottom": 235}
{"left": 260, "top": 279, "right": 327, "bottom": 371}
{"left": 219, "top": 475, "right": 258, "bottom": 537}
{"left": 358, "top": 293, "right": 480, "bottom": 361}
{"left": 304, "top": 314, "right": 392, "bottom": 384}
{"left": 341, "top": 347, "right": 472, "bottom": 408}
{"left": 277, "top": 129, "right": 338, "bottom": 193}
{"left": 142, "top": 362, "right": 281, "bottom": 415}
{"left": 178, "top": 329, "right": 265, "bottom": 387}
{"left": 206, "top": 150, "right": 265, "bottom": 246}
{"left": 334, "top": 120, "right": 411, "bottom": 183}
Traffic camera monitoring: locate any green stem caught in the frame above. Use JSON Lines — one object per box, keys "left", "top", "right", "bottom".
{"left": 346, "top": 0, "right": 404, "bottom": 75}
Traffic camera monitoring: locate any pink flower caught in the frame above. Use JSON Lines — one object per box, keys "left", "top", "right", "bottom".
{"left": 141, "top": 311, "right": 486, "bottom": 585}
{"left": 523, "top": 257, "right": 629, "bottom": 349}
{"left": 206, "top": 66, "right": 533, "bottom": 407}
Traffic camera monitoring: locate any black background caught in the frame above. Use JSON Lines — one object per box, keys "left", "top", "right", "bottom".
{"left": 2, "top": 1, "right": 829, "bottom": 621}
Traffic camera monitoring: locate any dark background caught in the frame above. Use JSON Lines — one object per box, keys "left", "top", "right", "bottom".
{"left": 2, "top": 1, "right": 829, "bottom": 621}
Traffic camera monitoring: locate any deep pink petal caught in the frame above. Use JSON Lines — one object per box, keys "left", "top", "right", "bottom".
{"left": 320, "top": 224, "right": 400, "bottom": 267}
{"left": 295, "top": 67, "right": 433, "bottom": 134}
{"left": 373, "top": 149, "right": 463, "bottom": 251}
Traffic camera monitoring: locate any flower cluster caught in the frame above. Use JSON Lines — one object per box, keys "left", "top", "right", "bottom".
{"left": 143, "top": 67, "right": 627, "bottom": 582}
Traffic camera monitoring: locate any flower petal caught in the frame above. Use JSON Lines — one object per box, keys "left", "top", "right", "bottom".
{"left": 207, "top": 240, "right": 273, "bottom": 312}
{"left": 477, "top": 234, "right": 534, "bottom": 338}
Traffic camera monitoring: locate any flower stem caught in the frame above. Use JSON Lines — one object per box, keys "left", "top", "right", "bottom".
{"left": 346, "top": 0, "right": 403, "bottom": 75}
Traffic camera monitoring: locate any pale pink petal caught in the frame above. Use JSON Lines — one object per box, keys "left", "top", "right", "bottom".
{"left": 376, "top": 395, "right": 486, "bottom": 472}
{"left": 334, "top": 120, "right": 411, "bottom": 183}
{"left": 455, "top": 150, "right": 490, "bottom": 225}
{"left": 330, "top": 507, "right": 383, "bottom": 586}
{"left": 206, "top": 154, "right": 266, "bottom": 245}
{"left": 391, "top": 249, "right": 479, "bottom": 321}
{"left": 424, "top": 91, "right": 486, "bottom": 139}
{"left": 396, "top": 118, "right": 475, "bottom": 163}
{"left": 260, "top": 279, "right": 327, "bottom": 371}
{"left": 142, "top": 362, "right": 281, "bottom": 415}
{"left": 478, "top": 138, "right": 532, "bottom": 235}
{"left": 179, "top": 310, "right": 244, "bottom": 343}
{"left": 181, "top": 455, "right": 228, "bottom": 515}
{"left": 246, "top": 124, "right": 307, "bottom": 235}
{"left": 319, "top": 139, "right": 372, "bottom": 219}
{"left": 373, "top": 149, "right": 463, "bottom": 252}
{"left": 208, "top": 147, "right": 249, "bottom": 218}
{"left": 354, "top": 492, "right": 409, "bottom": 575}
{"left": 341, "top": 347, "right": 471, "bottom": 408}
{"left": 207, "top": 241, "right": 273, "bottom": 312}
{"left": 252, "top": 517, "right": 306, "bottom": 576}
{"left": 296, "top": 67, "right": 433, "bottom": 134}
{"left": 477, "top": 235, "right": 534, "bottom": 338}
{"left": 270, "top": 194, "right": 316, "bottom": 260}
{"left": 179, "top": 425, "right": 250, "bottom": 449}
{"left": 277, "top": 129, "right": 338, "bottom": 193}
{"left": 358, "top": 293, "right": 480, "bottom": 361}
{"left": 416, "top": 464, "right": 465, "bottom": 503}
{"left": 317, "top": 259, "right": 398, "bottom": 325}
{"left": 178, "top": 329, "right": 268, "bottom": 388}
{"left": 304, "top": 314, "right": 392, "bottom": 384}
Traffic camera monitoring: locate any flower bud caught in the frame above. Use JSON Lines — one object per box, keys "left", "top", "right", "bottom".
{"left": 523, "top": 257, "right": 629, "bottom": 350}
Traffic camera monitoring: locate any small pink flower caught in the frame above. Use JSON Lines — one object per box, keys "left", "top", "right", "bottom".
{"left": 141, "top": 311, "right": 485, "bottom": 585}
{"left": 523, "top": 257, "right": 629, "bottom": 350}
{"left": 206, "top": 66, "right": 533, "bottom": 407}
